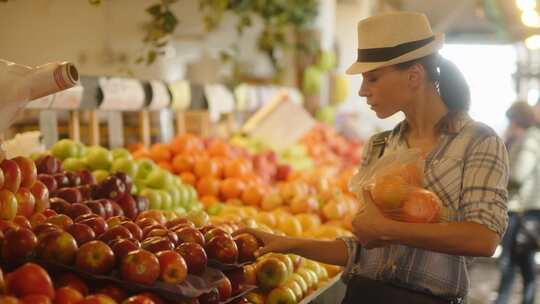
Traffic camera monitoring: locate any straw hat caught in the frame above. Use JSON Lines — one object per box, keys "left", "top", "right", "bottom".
{"left": 346, "top": 12, "right": 445, "bottom": 74}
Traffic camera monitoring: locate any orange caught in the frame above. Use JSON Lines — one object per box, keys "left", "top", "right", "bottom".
{"left": 194, "top": 158, "right": 220, "bottom": 178}
{"left": 157, "top": 161, "right": 173, "bottom": 171}
{"left": 179, "top": 172, "right": 196, "bottom": 186}
{"left": 371, "top": 175, "right": 409, "bottom": 210}
{"left": 172, "top": 154, "right": 195, "bottom": 174}
{"left": 132, "top": 149, "right": 151, "bottom": 160}
{"left": 149, "top": 143, "right": 172, "bottom": 162}
{"left": 241, "top": 184, "right": 265, "bottom": 207}
{"left": 196, "top": 176, "right": 220, "bottom": 197}
{"left": 127, "top": 143, "right": 145, "bottom": 153}
{"left": 220, "top": 178, "right": 246, "bottom": 201}
{"left": 224, "top": 159, "right": 250, "bottom": 179}
{"left": 207, "top": 140, "right": 231, "bottom": 158}
{"left": 200, "top": 195, "right": 219, "bottom": 208}
{"left": 170, "top": 133, "right": 204, "bottom": 155}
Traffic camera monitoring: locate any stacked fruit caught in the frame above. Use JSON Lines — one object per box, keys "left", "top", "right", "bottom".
{"left": 0, "top": 262, "right": 212, "bottom": 303}
{"left": 46, "top": 139, "right": 202, "bottom": 216}
{"left": 242, "top": 253, "right": 340, "bottom": 304}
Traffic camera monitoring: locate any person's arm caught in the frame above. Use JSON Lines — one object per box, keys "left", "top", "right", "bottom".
{"left": 509, "top": 129, "right": 540, "bottom": 183}
{"left": 235, "top": 228, "right": 350, "bottom": 266}
{"left": 353, "top": 135, "right": 508, "bottom": 257}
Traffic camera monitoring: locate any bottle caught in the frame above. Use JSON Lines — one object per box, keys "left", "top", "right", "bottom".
{"left": 0, "top": 59, "right": 79, "bottom": 132}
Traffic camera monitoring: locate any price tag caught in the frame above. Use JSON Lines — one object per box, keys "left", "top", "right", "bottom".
{"left": 27, "top": 94, "right": 54, "bottom": 109}
{"left": 169, "top": 80, "right": 191, "bottom": 111}
{"left": 148, "top": 80, "right": 171, "bottom": 110}
{"left": 99, "top": 77, "right": 145, "bottom": 111}
{"left": 204, "top": 84, "right": 235, "bottom": 122}
{"left": 50, "top": 85, "right": 83, "bottom": 110}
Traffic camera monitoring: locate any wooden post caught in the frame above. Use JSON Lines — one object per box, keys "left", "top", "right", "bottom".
{"left": 139, "top": 110, "right": 151, "bottom": 148}
{"left": 176, "top": 112, "right": 186, "bottom": 135}
{"left": 88, "top": 110, "right": 100, "bottom": 146}
{"left": 69, "top": 111, "right": 80, "bottom": 142}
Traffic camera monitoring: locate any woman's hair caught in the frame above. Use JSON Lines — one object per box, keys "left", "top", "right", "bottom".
{"left": 394, "top": 54, "right": 470, "bottom": 113}
{"left": 506, "top": 101, "right": 537, "bottom": 129}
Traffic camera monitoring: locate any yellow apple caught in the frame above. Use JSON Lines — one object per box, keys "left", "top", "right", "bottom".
{"left": 266, "top": 286, "right": 297, "bottom": 304}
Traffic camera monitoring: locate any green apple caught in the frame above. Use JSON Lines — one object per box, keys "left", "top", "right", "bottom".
{"left": 111, "top": 158, "right": 139, "bottom": 177}
{"left": 133, "top": 179, "right": 146, "bottom": 194}
{"left": 266, "top": 286, "right": 297, "bottom": 304}
{"left": 111, "top": 147, "right": 132, "bottom": 160}
{"left": 167, "top": 186, "right": 181, "bottom": 207}
{"left": 158, "top": 190, "right": 173, "bottom": 210}
{"left": 145, "top": 169, "right": 173, "bottom": 189}
{"left": 173, "top": 207, "right": 187, "bottom": 217}
{"left": 51, "top": 139, "right": 78, "bottom": 160}
{"left": 136, "top": 159, "right": 156, "bottom": 180}
{"left": 256, "top": 258, "right": 290, "bottom": 290}
{"left": 75, "top": 142, "right": 87, "bottom": 158}
{"left": 62, "top": 157, "right": 87, "bottom": 171}
{"left": 140, "top": 188, "right": 162, "bottom": 210}
{"left": 302, "top": 65, "right": 323, "bottom": 95}
{"left": 186, "top": 185, "right": 198, "bottom": 203}
{"left": 30, "top": 152, "right": 44, "bottom": 161}
{"left": 186, "top": 209, "right": 209, "bottom": 228}
{"left": 177, "top": 186, "right": 190, "bottom": 209}
{"left": 92, "top": 169, "right": 110, "bottom": 183}
{"left": 85, "top": 146, "right": 113, "bottom": 171}
{"left": 131, "top": 183, "right": 139, "bottom": 195}
{"left": 172, "top": 176, "right": 183, "bottom": 188}
{"left": 207, "top": 202, "right": 224, "bottom": 216}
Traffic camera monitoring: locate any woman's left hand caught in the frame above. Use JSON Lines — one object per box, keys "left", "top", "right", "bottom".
{"left": 352, "top": 188, "right": 395, "bottom": 249}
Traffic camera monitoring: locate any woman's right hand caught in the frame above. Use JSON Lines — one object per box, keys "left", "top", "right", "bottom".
{"left": 234, "top": 227, "right": 292, "bottom": 257}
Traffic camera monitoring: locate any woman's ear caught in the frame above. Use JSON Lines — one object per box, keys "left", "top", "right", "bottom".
{"left": 407, "top": 64, "right": 425, "bottom": 89}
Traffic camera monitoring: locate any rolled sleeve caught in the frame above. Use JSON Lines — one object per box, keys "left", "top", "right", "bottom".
{"left": 460, "top": 135, "right": 509, "bottom": 236}
{"left": 337, "top": 236, "right": 358, "bottom": 282}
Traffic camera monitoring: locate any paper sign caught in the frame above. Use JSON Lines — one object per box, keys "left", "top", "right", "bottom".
{"left": 204, "top": 84, "right": 235, "bottom": 122}
{"left": 169, "top": 80, "right": 191, "bottom": 111}
{"left": 50, "top": 85, "right": 83, "bottom": 110}
{"left": 26, "top": 94, "right": 54, "bottom": 109}
{"left": 148, "top": 80, "right": 171, "bottom": 110}
{"left": 99, "top": 77, "right": 145, "bottom": 111}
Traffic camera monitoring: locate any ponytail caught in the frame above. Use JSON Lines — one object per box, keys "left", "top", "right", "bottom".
{"left": 395, "top": 54, "right": 471, "bottom": 113}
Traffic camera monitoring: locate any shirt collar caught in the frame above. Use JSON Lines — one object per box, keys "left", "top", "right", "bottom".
{"left": 392, "top": 112, "right": 471, "bottom": 139}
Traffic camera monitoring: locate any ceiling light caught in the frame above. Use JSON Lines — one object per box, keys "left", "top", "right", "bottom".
{"left": 522, "top": 10, "right": 540, "bottom": 27}
{"left": 525, "top": 35, "right": 540, "bottom": 49}
{"left": 517, "top": 0, "right": 537, "bottom": 11}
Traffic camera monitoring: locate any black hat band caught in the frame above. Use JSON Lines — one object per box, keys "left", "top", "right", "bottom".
{"left": 357, "top": 36, "right": 435, "bottom": 63}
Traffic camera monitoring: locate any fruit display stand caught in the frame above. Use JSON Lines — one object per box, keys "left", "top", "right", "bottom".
{"left": 298, "top": 271, "right": 345, "bottom": 304}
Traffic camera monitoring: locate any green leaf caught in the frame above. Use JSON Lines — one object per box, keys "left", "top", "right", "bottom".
{"left": 146, "top": 50, "right": 157, "bottom": 65}
{"left": 162, "top": 10, "right": 178, "bottom": 33}
{"left": 146, "top": 4, "right": 162, "bottom": 17}
{"left": 135, "top": 56, "right": 145, "bottom": 64}
{"left": 88, "top": 0, "right": 101, "bottom": 6}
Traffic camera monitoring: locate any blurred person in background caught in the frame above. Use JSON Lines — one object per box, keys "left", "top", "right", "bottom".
{"left": 495, "top": 101, "right": 539, "bottom": 304}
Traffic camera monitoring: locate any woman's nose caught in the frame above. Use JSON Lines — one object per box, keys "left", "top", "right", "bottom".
{"left": 359, "top": 81, "right": 369, "bottom": 97}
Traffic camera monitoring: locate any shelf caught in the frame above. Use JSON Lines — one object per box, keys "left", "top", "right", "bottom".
{"left": 299, "top": 272, "right": 343, "bottom": 304}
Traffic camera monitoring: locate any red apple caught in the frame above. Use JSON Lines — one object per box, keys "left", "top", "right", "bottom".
{"left": 112, "top": 172, "right": 133, "bottom": 196}
{"left": 216, "top": 277, "right": 232, "bottom": 301}
{"left": 54, "top": 188, "right": 82, "bottom": 204}
{"left": 6, "top": 263, "right": 54, "bottom": 298}
{"left": 13, "top": 156, "right": 37, "bottom": 188}
{"left": 135, "top": 217, "right": 159, "bottom": 230}
{"left": 176, "top": 242, "right": 207, "bottom": 275}
{"left": 36, "top": 230, "right": 78, "bottom": 264}
{"left": 106, "top": 215, "right": 129, "bottom": 228}
{"left": 53, "top": 173, "right": 70, "bottom": 189}
{"left": 176, "top": 227, "right": 205, "bottom": 246}
{"left": 97, "top": 176, "right": 126, "bottom": 201}
{"left": 76, "top": 185, "right": 92, "bottom": 201}
{"left": 165, "top": 218, "right": 194, "bottom": 229}
{"left": 33, "top": 222, "right": 61, "bottom": 239}
{"left": 0, "top": 189, "right": 18, "bottom": 220}
{"left": 49, "top": 197, "right": 71, "bottom": 215}
{"left": 35, "top": 155, "right": 61, "bottom": 175}
{"left": 205, "top": 235, "right": 238, "bottom": 264}
{"left": 136, "top": 210, "right": 166, "bottom": 225}
{"left": 21, "top": 294, "right": 51, "bottom": 304}
{"left": 30, "top": 181, "right": 50, "bottom": 213}
{"left": 2, "top": 227, "right": 37, "bottom": 259}
{"left": 99, "top": 225, "right": 133, "bottom": 245}
{"left": 110, "top": 201, "right": 124, "bottom": 217}
{"left": 75, "top": 240, "right": 115, "bottom": 275}
{"left": 224, "top": 267, "right": 245, "bottom": 295}
{"left": 29, "top": 213, "right": 47, "bottom": 228}
{"left": 142, "top": 224, "right": 166, "bottom": 238}
{"left": 138, "top": 293, "right": 164, "bottom": 304}
{"left": 155, "top": 250, "right": 188, "bottom": 284}
{"left": 203, "top": 228, "right": 231, "bottom": 243}
{"left": 96, "top": 199, "right": 115, "bottom": 219}
{"left": 78, "top": 217, "right": 108, "bottom": 236}
{"left": 37, "top": 174, "right": 58, "bottom": 193}
{"left": 54, "top": 286, "right": 83, "bottom": 304}
{"left": 145, "top": 228, "right": 178, "bottom": 246}
{"left": 121, "top": 249, "right": 160, "bottom": 284}
{"left": 55, "top": 273, "right": 88, "bottom": 296}
{"left": 77, "top": 294, "right": 116, "bottom": 304}
{"left": 0, "top": 296, "right": 21, "bottom": 304}
{"left": 120, "top": 221, "right": 143, "bottom": 241}
{"left": 45, "top": 214, "right": 73, "bottom": 230}
{"left": 1, "top": 159, "right": 22, "bottom": 192}
{"left": 96, "top": 286, "right": 128, "bottom": 303}
{"left": 67, "top": 203, "right": 93, "bottom": 220}
{"left": 122, "top": 295, "right": 156, "bottom": 304}
{"left": 116, "top": 194, "right": 138, "bottom": 219}
{"left": 74, "top": 213, "right": 99, "bottom": 222}
{"left": 110, "top": 238, "right": 140, "bottom": 262}
{"left": 13, "top": 215, "right": 32, "bottom": 229}
{"left": 198, "top": 289, "right": 219, "bottom": 304}
{"left": 141, "top": 237, "right": 174, "bottom": 254}
{"left": 66, "top": 223, "right": 96, "bottom": 246}
{"left": 43, "top": 208, "right": 57, "bottom": 216}
{"left": 14, "top": 188, "right": 36, "bottom": 218}
{"left": 77, "top": 170, "right": 96, "bottom": 186}
{"left": 84, "top": 201, "right": 107, "bottom": 218}
{"left": 198, "top": 225, "right": 217, "bottom": 236}
{"left": 169, "top": 222, "right": 196, "bottom": 232}
{"left": 234, "top": 233, "right": 262, "bottom": 262}
{"left": 132, "top": 195, "right": 149, "bottom": 213}
{"left": 65, "top": 171, "right": 81, "bottom": 187}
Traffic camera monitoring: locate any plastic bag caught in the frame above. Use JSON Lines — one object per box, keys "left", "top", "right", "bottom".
{"left": 349, "top": 149, "right": 444, "bottom": 223}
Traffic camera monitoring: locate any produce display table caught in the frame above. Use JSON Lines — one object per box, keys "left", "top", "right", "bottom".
{"left": 300, "top": 273, "right": 346, "bottom": 304}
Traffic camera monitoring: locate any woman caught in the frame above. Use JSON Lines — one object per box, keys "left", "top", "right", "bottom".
{"left": 495, "top": 102, "right": 539, "bottom": 304}
{"left": 239, "top": 12, "right": 508, "bottom": 304}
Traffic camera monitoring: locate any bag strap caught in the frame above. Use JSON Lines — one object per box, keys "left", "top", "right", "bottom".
{"left": 370, "top": 130, "right": 392, "bottom": 161}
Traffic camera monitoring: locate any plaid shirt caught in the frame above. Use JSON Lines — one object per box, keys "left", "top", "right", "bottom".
{"left": 341, "top": 113, "right": 509, "bottom": 299}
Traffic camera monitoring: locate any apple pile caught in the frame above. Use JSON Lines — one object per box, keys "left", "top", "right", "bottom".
{"left": 0, "top": 262, "right": 210, "bottom": 303}
{"left": 44, "top": 139, "right": 202, "bottom": 216}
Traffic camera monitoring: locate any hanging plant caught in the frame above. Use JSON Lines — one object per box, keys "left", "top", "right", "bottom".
{"left": 199, "top": 0, "right": 319, "bottom": 81}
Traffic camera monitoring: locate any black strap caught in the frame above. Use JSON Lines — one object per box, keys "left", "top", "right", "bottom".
{"left": 357, "top": 36, "right": 435, "bottom": 62}
{"left": 371, "top": 130, "right": 391, "bottom": 160}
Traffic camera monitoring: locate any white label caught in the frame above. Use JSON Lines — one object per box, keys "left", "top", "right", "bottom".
{"left": 169, "top": 80, "right": 191, "bottom": 111}
{"left": 99, "top": 77, "right": 145, "bottom": 111}
{"left": 26, "top": 94, "right": 54, "bottom": 109}
{"left": 50, "top": 85, "right": 83, "bottom": 109}
{"left": 204, "top": 84, "right": 235, "bottom": 122}
{"left": 148, "top": 80, "right": 170, "bottom": 110}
